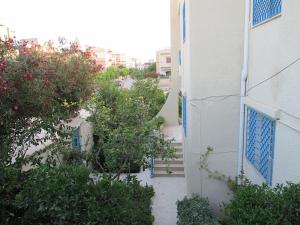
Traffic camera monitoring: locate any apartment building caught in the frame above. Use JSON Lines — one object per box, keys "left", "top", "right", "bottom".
{"left": 156, "top": 48, "right": 172, "bottom": 76}
{"left": 243, "top": 0, "right": 300, "bottom": 186}
{"left": 0, "top": 22, "right": 15, "bottom": 40}
{"left": 165, "top": 0, "right": 300, "bottom": 212}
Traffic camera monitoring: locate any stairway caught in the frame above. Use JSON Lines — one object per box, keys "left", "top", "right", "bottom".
{"left": 153, "top": 141, "right": 185, "bottom": 177}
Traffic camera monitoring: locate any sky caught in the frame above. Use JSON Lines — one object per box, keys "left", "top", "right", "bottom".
{"left": 0, "top": 0, "right": 170, "bottom": 62}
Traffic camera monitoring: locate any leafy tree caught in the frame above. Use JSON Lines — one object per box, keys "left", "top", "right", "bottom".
{"left": 0, "top": 38, "right": 100, "bottom": 168}
{"left": 86, "top": 79, "right": 174, "bottom": 178}
{"left": 131, "top": 63, "right": 159, "bottom": 80}
{"left": 97, "top": 67, "right": 132, "bottom": 82}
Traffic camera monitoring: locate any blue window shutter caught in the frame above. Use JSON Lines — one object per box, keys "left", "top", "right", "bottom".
{"left": 72, "top": 127, "right": 81, "bottom": 150}
{"left": 182, "top": 0, "right": 186, "bottom": 42}
{"left": 253, "top": 0, "right": 282, "bottom": 26}
{"left": 182, "top": 96, "right": 187, "bottom": 136}
{"left": 246, "top": 108, "right": 275, "bottom": 185}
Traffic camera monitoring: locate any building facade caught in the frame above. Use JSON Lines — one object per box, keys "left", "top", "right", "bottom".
{"left": 167, "top": 0, "right": 300, "bottom": 212}
{"left": 156, "top": 49, "right": 172, "bottom": 76}
{"left": 243, "top": 0, "right": 300, "bottom": 186}
{"left": 0, "top": 22, "right": 15, "bottom": 40}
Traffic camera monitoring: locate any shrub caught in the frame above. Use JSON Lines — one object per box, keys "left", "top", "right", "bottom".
{"left": 14, "top": 165, "right": 154, "bottom": 225}
{"left": 223, "top": 182, "right": 300, "bottom": 225}
{"left": 177, "top": 195, "right": 220, "bottom": 225}
{"left": 0, "top": 166, "right": 26, "bottom": 225}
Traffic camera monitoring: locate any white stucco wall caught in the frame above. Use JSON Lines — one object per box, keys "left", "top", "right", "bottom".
{"left": 244, "top": 0, "right": 300, "bottom": 185}
{"left": 179, "top": 0, "right": 245, "bottom": 212}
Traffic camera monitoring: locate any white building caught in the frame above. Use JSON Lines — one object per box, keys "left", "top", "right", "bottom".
{"left": 243, "top": 0, "right": 300, "bottom": 186}
{"left": 156, "top": 49, "right": 172, "bottom": 76}
{"left": 0, "top": 22, "right": 15, "bottom": 40}
{"left": 163, "top": 0, "right": 300, "bottom": 212}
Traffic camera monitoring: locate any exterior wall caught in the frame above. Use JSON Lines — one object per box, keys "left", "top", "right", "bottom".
{"left": 157, "top": 75, "right": 180, "bottom": 126}
{"left": 179, "top": 0, "right": 245, "bottom": 212}
{"left": 170, "top": 0, "right": 181, "bottom": 79}
{"left": 22, "top": 110, "right": 94, "bottom": 171}
{"left": 244, "top": 0, "right": 300, "bottom": 185}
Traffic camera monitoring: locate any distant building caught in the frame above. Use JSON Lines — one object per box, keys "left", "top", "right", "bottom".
{"left": 20, "top": 38, "right": 39, "bottom": 46}
{"left": 88, "top": 47, "right": 139, "bottom": 69}
{"left": 156, "top": 49, "right": 171, "bottom": 76}
{"left": 0, "top": 22, "right": 15, "bottom": 40}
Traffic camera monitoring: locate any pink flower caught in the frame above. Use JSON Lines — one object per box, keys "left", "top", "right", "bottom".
{"left": 23, "top": 72, "right": 33, "bottom": 80}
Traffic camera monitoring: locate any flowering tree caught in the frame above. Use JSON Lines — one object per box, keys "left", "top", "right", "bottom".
{"left": 0, "top": 38, "right": 101, "bottom": 167}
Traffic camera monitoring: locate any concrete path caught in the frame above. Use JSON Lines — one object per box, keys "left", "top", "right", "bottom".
{"left": 136, "top": 169, "right": 187, "bottom": 225}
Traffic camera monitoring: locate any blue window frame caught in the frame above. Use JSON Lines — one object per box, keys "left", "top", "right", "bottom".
{"left": 253, "top": 0, "right": 282, "bottom": 26}
{"left": 72, "top": 127, "right": 81, "bottom": 150}
{"left": 182, "top": 0, "right": 186, "bottom": 42}
{"left": 246, "top": 107, "right": 276, "bottom": 185}
{"left": 182, "top": 96, "right": 187, "bottom": 136}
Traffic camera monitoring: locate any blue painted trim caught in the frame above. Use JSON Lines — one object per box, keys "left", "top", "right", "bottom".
{"left": 253, "top": 0, "right": 282, "bottom": 26}
{"left": 150, "top": 157, "right": 154, "bottom": 178}
{"left": 246, "top": 107, "right": 276, "bottom": 185}
{"left": 72, "top": 127, "right": 81, "bottom": 150}
{"left": 182, "top": 0, "right": 186, "bottom": 43}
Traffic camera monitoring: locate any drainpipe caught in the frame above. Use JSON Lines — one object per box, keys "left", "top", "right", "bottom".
{"left": 237, "top": 0, "right": 250, "bottom": 180}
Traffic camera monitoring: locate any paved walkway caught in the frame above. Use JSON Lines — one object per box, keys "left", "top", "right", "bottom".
{"left": 162, "top": 125, "right": 182, "bottom": 142}
{"left": 136, "top": 169, "right": 187, "bottom": 225}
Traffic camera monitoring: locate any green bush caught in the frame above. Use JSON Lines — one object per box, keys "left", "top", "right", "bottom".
{"left": 177, "top": 195, "right": 220, "bottom": 225}
{"left": 223, "top": 182, "right": 300, "bottom": 225}
{"left": 0, "top": 166, "right": 26, "bottom": 225}
{"left": 7, "top": 165, "right": 154, "bottom": 225}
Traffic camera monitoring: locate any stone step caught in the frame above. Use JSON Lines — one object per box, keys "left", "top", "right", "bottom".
{"left": 155, "top": 159, "right": 184, "bottom": 164}
{"left": 173, "top": 146, "right": 182, "bottom": 152}
{"left": 175, "top": 153, "right": 183, "bottom": 158}
{"left": 171, "top": 142, "right": 182, "bottom": 148}
{"left": 154, "top": 170, "right": 185, "bottom": 177}
{"left": 154, "top": 164, "right": 184, "bottom": 173}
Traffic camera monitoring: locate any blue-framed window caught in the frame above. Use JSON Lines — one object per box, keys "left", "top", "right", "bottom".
{"left": 182, "top": 96, "right": 187, "bottom": 136}
{"left": 72, "top": 127, "right": 81, "bottom": 150}
{"left": 182, "top": 0, "right": 186, "bottom": 42}
{"left": 246, "top": 108, "right": 276, "bottom": 185}
{"left": 253, "top": 0, "right": 282, "bottom": 26}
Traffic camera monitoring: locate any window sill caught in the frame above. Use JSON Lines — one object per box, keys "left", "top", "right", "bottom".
{"left": 252, "top": 13, "right": 282, "bottom": 29}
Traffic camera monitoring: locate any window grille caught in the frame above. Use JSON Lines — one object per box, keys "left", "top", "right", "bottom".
{"left": 72, "top": 127, "right": 81, "bottom": 150}
{"left": 246, "top": 107, "right": 276, "bottom": 185}
{"left": 253, "top": 0, "right": 282, "bottom": 26}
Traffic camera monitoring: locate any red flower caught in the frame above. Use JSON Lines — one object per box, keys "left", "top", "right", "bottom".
{"left": 0, "top": 80, "right": 8, "bottom": 91}
{"left": 23, "top": 72, "right": 33, "bottom": 80}
{"left": 43, "top": 79, "right": 49, "bottom": 85}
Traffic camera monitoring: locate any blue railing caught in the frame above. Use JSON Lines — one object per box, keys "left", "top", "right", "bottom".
{"left": 246, "top": 107, "right": 276, "bottom": 185}
{"left": 253, "top": 0, "right": 282, "bottom": 26}
{"left": 150, "top": 157, "right": 155, "bottom": 178}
